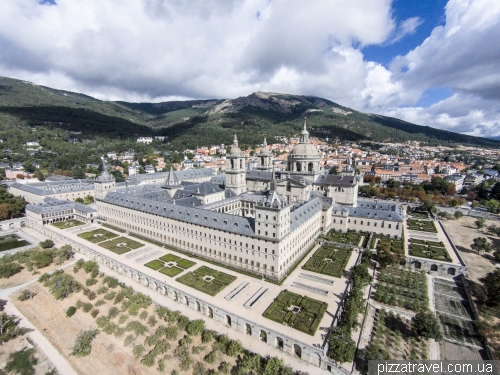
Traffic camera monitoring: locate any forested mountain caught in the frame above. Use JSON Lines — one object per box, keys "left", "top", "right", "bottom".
{"left": 1, "top": 76, "right": 499, "bottom": 150}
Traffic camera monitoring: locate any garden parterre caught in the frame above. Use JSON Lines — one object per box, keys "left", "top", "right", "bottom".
{"left": 409, "top": 239, "right": 451, "bottom": 262}
{"left": 52, "top": 219, "right": 85, "bottom": 229}
{"left": 144, "top": 253, "right": 196, "bottom": 277}
{"left": 302, "top": 245, "right": 351, "bottom": 278}
{"left": 77, "top": 229, "right": 118, "bottom": 243}
{"left": 262, "top": 290, "right": 327, "bottom": 336}
{"left": 321, "top": 230, "right": 364, "bottom": 246}
{"left": 407, "top": 219, "right": 437, "bottom": 233}
{"left": 98, "top": 237, "right": 144, "bottom": 255}
{"left": 176, "top": 266, "right": 236, "bottom": 296}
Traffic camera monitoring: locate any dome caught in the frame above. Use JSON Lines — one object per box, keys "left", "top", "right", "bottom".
{"left": 289, "top": 143, "right": 319, "bottom": 158}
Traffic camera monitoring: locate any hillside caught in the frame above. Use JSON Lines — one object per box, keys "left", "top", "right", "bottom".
{"left": 0, "top": 75, "right": 499, "bottom": 149}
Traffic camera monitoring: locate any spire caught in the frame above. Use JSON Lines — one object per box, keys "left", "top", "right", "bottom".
{"left": 270, "top": 164, "right": 277, "bottom": 191}
{"left": 300, "top": 117, "right": 310, "bottom": 143}
{"left": 303, "top": 117, "right": 307, "bottom": 132}
{"left": 96, "top": 157, "right": 114, "bottom": 182}
{"left": 263, "top": 137, "right": 267, "bottom": 147}
{"left": 165, "top": 166, "right": 179, "bottom": 186}
{"left": 233, "top": 132, "right": 239, "bottom": 148}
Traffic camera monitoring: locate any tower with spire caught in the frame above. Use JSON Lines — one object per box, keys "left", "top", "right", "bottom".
{"left": 256, "top": 136, "right": 273, "bottom": 172}
{"left": 255, "top": 165, "right": 290, "bottom": 241}
{"left": 225, "top": 132, "right": 247, "bottom": 195}
{"left": 161, "top": 166, "right": 182, "bottom": 197}
{"left": 94, "top": 159, "right": 116, "bottom": 200}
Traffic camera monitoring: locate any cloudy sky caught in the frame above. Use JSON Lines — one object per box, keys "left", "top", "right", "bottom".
{"left": 1, "top": 0, "right": 499, "bottom": 138}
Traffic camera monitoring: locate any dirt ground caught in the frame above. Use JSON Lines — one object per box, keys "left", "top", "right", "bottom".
{"left": 0, "top": 258, "right": 75, "bottom": 289}
{"left": 12, "top": 268, "right": 238, "bottom": 375}
{"left": 0, "top": 334, "right": 58, "bottom": 374}
{"left": 441, "top": 216, "right": 499, "bottom": 282}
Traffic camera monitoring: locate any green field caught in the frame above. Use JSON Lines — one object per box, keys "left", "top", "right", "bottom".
{"left": 176, "top": 266, "right": 236, "bottom": 296}
{"left": 98, "top": 237, "right": 144, "bottom": 254}
{"left": 52, "top": 219, "right": 85, "bottom": 229}
{"left": 302, "top": 245, "right": 351, "bottom": 278}
{"left": 262, "top": 290, "right": 327, "bottom": 335}
{"left": 78, "top": 229, "right": 118, "bottom": 243}
{"left": 145, "top": 253, "right": 197, "bottom": 277}
{"left": 159, "top": 266, "right": 184, "bottom": 277}
{"left": 144, "top": 260, "right": 164, "bottom": 270}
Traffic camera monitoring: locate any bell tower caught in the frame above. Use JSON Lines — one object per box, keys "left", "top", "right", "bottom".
{"left": 94, "top": 159, "right": 116, "bottom": 200}
{"left": 225, "top": 133, "right": 247, "bottom": 195}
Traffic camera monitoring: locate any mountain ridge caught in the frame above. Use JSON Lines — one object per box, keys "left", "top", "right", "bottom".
{"left": 0, "top": 75, "right": 499, "bottom": 149}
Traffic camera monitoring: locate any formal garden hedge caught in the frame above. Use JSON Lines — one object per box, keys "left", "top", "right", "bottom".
{"left": 52, "top": 219, "right": 85, "bottom": 229}
{"left": 176, "top": 266, "right": 236, "bottom": 296}
{"left": 262, "top": 290, "right": 327, "bottom": 335}
{"left": 302, "top": 245, "right": 351, "bottom": 278}
{"left": 98, "top": 237, "right": 144, "bottom": 255}
{"left": 407, "top": 219, "right": 437, "bottom": 233}
{"left": 372, "top": 235, "right": 405, "bottom": 254}
{"left": 408, "top": 239, "right": 451, "bottom": 262}
{"left": 320, "top": 230, "right": 364, "bottom": 246}
{"left": 374, "top": 266, "right": 429, "bottom": 312}
{"left": 78, "top": 229, "right": 118, "bottom": 243}
{"left": 437, "top": 313, "right": 482, "bottom": 346}
{"left": 144, "top": 254, "right": 196, "bottom": 277}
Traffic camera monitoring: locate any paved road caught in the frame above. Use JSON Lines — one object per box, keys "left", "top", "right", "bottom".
{"left": 1, "top": 259, "right": 80, "bottom": 375}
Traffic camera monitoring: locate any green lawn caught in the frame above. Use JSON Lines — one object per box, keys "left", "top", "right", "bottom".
{"left": 176, "top": 266, "right": 237, "bottom": 296}
{"left": 160, "top": 254, "right": 181, "bottom": 262}
{"left": 409, "top": 239, "right": 451, "bottom": 262}
{"left": 145, "top": 260, "right": 164, "bottom": 270}
{"left": 302, "top": 245, "right": 351, "bottom": 278}
{"left": 52, "top": 219, "right": 85, "bottom": 229}
{"left": 78, "top": 229, "right": 118, "bottom": 243}
{"left": 177, "top": 259, "right": 196, "bottom": 269}
{"left": 321, "top": 230, "right": 364, "bottom": 246}
{"left": 262, "top": 290, "right": 327, "bottom": 335}
{"left": 97, "top": 237, "right": 144, "bottom": 254}
{"left": 159, "top": 266, "right": 184, "bottom": 277}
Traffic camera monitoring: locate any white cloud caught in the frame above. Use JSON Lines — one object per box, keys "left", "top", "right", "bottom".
{"left": 0, "top": 0, "right": 499, "bottom": 138}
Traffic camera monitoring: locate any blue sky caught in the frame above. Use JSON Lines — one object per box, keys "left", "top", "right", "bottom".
{"left": 0, "top": 0, "right": 499, "bottom": 138}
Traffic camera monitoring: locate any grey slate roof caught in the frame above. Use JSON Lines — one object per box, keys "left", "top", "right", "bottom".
{"left": 11, "top": 181, "right": 94, "bottom": 196}
{"left": 332, "top": 199, "right": 404, "bottom": 222}
{"left": 102, "top": 192, "right": 256, "bottom": 236}
{"left": 290, "top": 197, "right": 323, "bottom": 231}
{"left": 26, "top": 198, "right": 96, "bottom": 214}
{"left": 246, "top": 170, "right": 273, "bottom": 182}
{"left": 180, "top": 181, "right": 223, "bottom": 196}
{"left": 127, "top": 168, "right": 213, "bottom": 183}
{"left": 315, "top": 174, "right": 357, "bottom": 186}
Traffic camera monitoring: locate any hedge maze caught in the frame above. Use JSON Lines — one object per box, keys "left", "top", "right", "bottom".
{"left": 407, "top": 219, "right": 437, "bottom": 233}
{"left": 409, "top": 239, "right": 451, "bottom": 262}
{"left": 302, "top": 245, "right": 351, "bottom": 278}
{"left": 374, "top": 266, "right": 429, "bottom": 312}
{"left": 262, "top": 290, "right": 327, "bottom": 336}
{"left": 176, "top": 266, "right": 236, "bottom": 296}
{"left": 144, "top": 253, "right": 196, "bottom": 277}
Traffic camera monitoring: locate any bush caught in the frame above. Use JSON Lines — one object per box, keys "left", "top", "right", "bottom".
{"left": 94, "top": 299, "right": 105, "bottom": 307}
{"left": 42, "top": 271, "right": 81, "bottom": 300}
{"left": 86, "top": 278, "right": 98, "bottom": 286}
{"left": 83, "top": 261, "right": 99, "bottom": 276}
{"left": 66, "top": 306, "right": 77, "bottom": 317}
{"left": 132, "top": 344, "right": 145, "bottom": 359}
{"left": 139, "top": 310, "right": 148, "bottom": 321}
{"left": 82, "top": 303, "right": 93, "bottom": 313}
{"left": 97, "top": 286, "right": 109, "bottom": 295}
{"left": 108, "top": 306, "right": 119, "bottom": 319}
{"left": 412, "top": 311, "right": 443, "bottom": 341}
{"left": 124, "top": 334, "right": 134, "bottom": 347}
{"left": 0, "top": 262, "right": 23, "bottom": 279}
{"left": 226, "top": 340, "right": 242, "bottom": 356}
{"left": 17, "top": 290, "right": 35, "bottom": 301}
{"left": 103, "top": 276, "right": 119, "bottom": 288}
{"left": 186, "top": 319, "right": 205, "bottom": 336}
{"left": 91, "top": 308, "right": 100, "bottom": 318}
{"left": 4, "top": 347, "right": 38, "bottom": 375}
{"left": 147, "top": 316, "right": 157, "bottom": 327}
{"left": 31, "top": 249, "right": 54, "bottom": 269}
{"left": 71, "top": 330, "right": 99, "bottom": 357}
{"left": 40, "top": 239, "right": 54, "bottom": 249}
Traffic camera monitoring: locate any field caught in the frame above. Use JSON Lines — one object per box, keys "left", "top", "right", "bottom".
{"left": 98, "top": 237, "right": 144, "bottom": 255}
{"left": 52, "top": 219, "right": 85, "bottom": 229}
{"left": 365, "top": 308, "right": 429, "bottom": 360}
{"left": 78, "top": 229, "right": 118, "bottom": 243}
{"left": 302, "top": 245, "right": 351, "bottom": 278}
{"left": 409, "top": 239, "right": 451, "bottom": 262}
{"left": 407, "top": 219, "right": 437, "bottom": 233}
{"left": 373, "top": 266, "right": 429, "bottom": 312}
{"left": 144, "top": 253, "right": 196, "bottom": 277}
{"left": 176, "top": 266, "right": 236, "bottom": 296}
{"left": 262, "top": 290, "right": 327, "bottom": 335}
{"left": 321, "top": 230, "right": 364, "bottom": 246}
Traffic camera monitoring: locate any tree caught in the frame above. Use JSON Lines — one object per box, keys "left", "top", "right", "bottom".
{"left": 75, "top": 197, "right": 85, "bottom": 204}
{"left": 84, "top": 195, "right": 94, "bottom": 204}
{"left": 490, "top": 182, "right": 500, "bottom": 200}
{"left": 263, "top": 357, "right": 285, "bottom": 375}
{"left": 34, "top": 169, "right": 45, "bottom": 181}
{"left": 5, "top": 347, "right": 38, "bottom": 375}
{"left": 39, "top": 239, "right": 54, "bottom": 249}
{"left": 186, "top": 319, "right": 205, "bottom": 336}
{"left": 470, "top": 237, "right": 492, "bottom": 253}
{"left": 420, "top": 200, "right": 436, "bottom": 214}
{"left": 71, "top": 329, "right": 99, "bottom": 357}
{"left": 412, "top": 311, "right": 442, "bottom": 340}
{"left": 479, "top": 269, "right": 500, "bottom": 306}
{"left": 471, "top": 200, "right": 479, "bottom": 209}
{"left": 454, "top": 211, "right": 464, "bottom": 220}
{"left": 327, "top": 327, "right": 356, "bottom": 363}
{"left": 0, "top": 262, "right": 23, "bottom": 279}
{"left": 22, "top": 162, "right": 36, "bottom": 174}
{"left": 386, "top": 179, "right": 401, "bottom": 189}
{"left": 475, "top": 217, "right": 485, "bottom": 229}
{"left": 486, "top": 199, "right": 500, "bottom": 213}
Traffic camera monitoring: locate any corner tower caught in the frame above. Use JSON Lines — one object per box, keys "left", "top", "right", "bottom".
{"left": 94, "top": 160, "right": 116, "bottom": 200}
{"left": 256, "top": 137, "right": 273, "bottom": 172}
{"left": 225, "top": 133, "right": 247, "bottom": 195}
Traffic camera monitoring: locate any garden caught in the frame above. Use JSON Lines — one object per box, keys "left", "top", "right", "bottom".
{"left": 371, "top": 235, "right": 404, "bottom": 254}
{"left": 321, "top": 230, "right": 364, "bottom": 246}
{"left": 373, "top": 266, "right": 429, "bottom": 312}
{"left": 77, "top": 229, "right": 118, "bottom": 244}
{"left": 438, "top": 313, "right": 482, "bottom": 347}
{"left": 98, "top": 237, "right": 144, "bottom": 255}
{"left": 52, "top": 219, "right": 85, "bottom": 229}
{"left": 144, "top": 253, "right": 196, "bottom": 277}
{"left": 407, "top": 219, "right": 437, "bottom": 233}
{"left": 176, "top": 266, "right": 236, "bottom": 296}
{"left": 409, "top": 239, "right": 451, "bottom": 262}
{"left": 363, "top": 308, "right": 429, "bottom": 361}
{"left": 302, "top": 245, "right": 351, "bottom": 278}
{"left": 262, "top": 290, "right": 327, "bottom": 335}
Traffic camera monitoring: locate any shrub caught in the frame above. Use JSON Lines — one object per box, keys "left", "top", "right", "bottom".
{"left": 42, "top": 271, "right": 81, "bottom": 300}
{"left": 4, "top": 347, "right": 38, "bottom": 375}
{"left": 87, "top": 291, "right": 97, "bottom": 301}
{"left": 71, "top": 330, "right": 99, "bottom": 357}
{"left": 103, "top": 276, "right": 119, "bottom": 288}
{"left": 186, "top": 319, "right": 205, "bottom": 336}
{"left": 139, "top": 310, "right": 148, "bottom": 321}
{"left": 94, "top": 299, "right": 105, "bottom": 307}
{"left": 97, "top": 286, "right": 109, "bottom": 295}
{"left": 83, "top": 261, "right": 99, "bottom": 276}
{"left": 40, "top": 239, "right": 54, "bottom": 249}
{"left": 90, "top": 308, "right": 100, "bottom": 318}
{"left": 226, "top": 340, "right": 242, "bottom": 357}
{"left": 17, "top": 289, "right": 35, "bottom": 301}
{"left": 124, "top": 334, "right": 134, "bottom": 347}
{"left": 201, "top": 329, "right": 216, "bottom": 343}
{"left": 82, "top": 303, "right": 93, "bottom": 313}
{"left": 86, "top": 278, "right": 98, "bottom": 286}
{"left": 132, "top": 344, "right": 145, "bottom": 359}
{"left": 66, "top": 306, "right": 77, "bottom": 317}
{"left": 108, "top": 306, "right": 119, "bottom": 319}
{"left": 147, "top": 316, "right": 157, "bottom": 327}
{"left": 125, "top": 321, "right": 148, "bottom": 336}
{"left": 103, "top": 291, "right": 116, "bottom": 301}
{"left": 0, "top": 262, "right": 23, "bottom": 279}
{"left": 118, "top": 314, "right": 128, "bottom": 324}
{"left": 177, "top": 315, "right": 190, "bottom": 331}
{"left": 204, "top": 350, "right": 217, "bottom": 364}
{"left": 165, "top": 326, "right": 179, "bottom": 340}
{"left": 31, "top": 249, "right": 55, "bottom": 269}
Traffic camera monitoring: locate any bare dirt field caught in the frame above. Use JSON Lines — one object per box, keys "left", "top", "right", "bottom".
{"left": 0, "top": 334, "right": 58, "bottom": 374}
{"left": 12, "top": 268, "right": 239, "bottom": 375}
{"left": 441, "top": 217, "right": 498, "bottom": 281}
